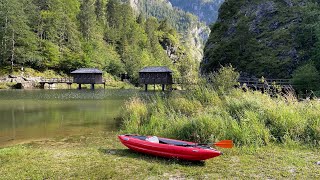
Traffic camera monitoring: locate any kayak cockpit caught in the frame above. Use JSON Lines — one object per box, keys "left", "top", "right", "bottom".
{"left": 124, "top": 134, "right": 213, "bottom": 150}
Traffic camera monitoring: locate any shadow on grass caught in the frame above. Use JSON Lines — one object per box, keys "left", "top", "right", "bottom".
{"left": 98, "top": 148, "right": 206, "bottom": 167}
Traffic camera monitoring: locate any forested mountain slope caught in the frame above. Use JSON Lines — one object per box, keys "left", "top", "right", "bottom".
{"left": 124, "top": 0, "right": 211, "bottom": 61}
{"left": 169, "top": 0, "right": 224, "bottom": 25}
{"left": 202, "top": 0, "right": 320, "bottom": 79}
{"left": 0, "top": 0, "right": 198, "bottom": 82}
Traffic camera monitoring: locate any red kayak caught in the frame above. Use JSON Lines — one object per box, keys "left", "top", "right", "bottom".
{"left": 118, "top": 134, "right": 224, "bottom": 161}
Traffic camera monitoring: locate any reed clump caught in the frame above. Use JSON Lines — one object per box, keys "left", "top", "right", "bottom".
{"left": 121, "top": 67, "right": 320, "bottom": 147}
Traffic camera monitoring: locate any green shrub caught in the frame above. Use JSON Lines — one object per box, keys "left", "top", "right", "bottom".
{"left": 207, "top": 65, "right": 239, "bottom": 94}
{"left": 121, "top": 97, "right": 148, "bottom": 132}
{"left": 174, "top": 114, "right": 222, "bottom": 143}
{"left": 264, "top": 104, "right": 306, "bottom": 143}
{"left": 169, "top": 97, "right": 202, "bottom": 116}
{"left": 303, "top": 103, "right": 320, "bottom": 145}
{"left": 188, "top": 86, "right": 222, "bottom": 106}
{"left": 291, "top": 63, "right": 320, "bottom": 93}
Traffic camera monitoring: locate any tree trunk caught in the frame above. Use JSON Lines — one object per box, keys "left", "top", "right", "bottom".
{"left": 11, "top": 30, "right": 15, "bottom": 72}
{"left": 1, "top": 16, "right": 8, "bottom": 61}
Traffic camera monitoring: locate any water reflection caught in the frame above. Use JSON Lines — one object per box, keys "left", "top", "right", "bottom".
{"left": 0, "top": 89, "right": 136, "bottom": 147}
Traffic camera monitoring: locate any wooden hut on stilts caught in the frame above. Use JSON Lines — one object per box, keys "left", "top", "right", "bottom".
{"left": 70, "top": 68, "right": 105, "bottom": 90}
{"left": 139, "top": 66, "right": 173, "bottom": 91}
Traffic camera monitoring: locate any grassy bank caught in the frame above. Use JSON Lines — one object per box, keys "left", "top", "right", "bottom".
{"left": 121, "top": 89, "right": 320, "bottom": 147}
{"left": 120, "top": 67, "right": 320, "bottom": 147}
{"left": 0, "top": 132, "right": 319, "bottom": 179}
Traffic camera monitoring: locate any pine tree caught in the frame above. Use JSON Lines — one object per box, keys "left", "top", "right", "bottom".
{"left": 95, "top": 0, "right": 106, "bottom": 23}
{"left": 78, "top": 0, "right": 96, "bottom": 41}
{"left": 0, "top": 0, "right": 37, "bottom": 70}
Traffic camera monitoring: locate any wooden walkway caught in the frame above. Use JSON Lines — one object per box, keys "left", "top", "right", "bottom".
{"left": 40, "top": 78, "right": 73, "bottom": 84}
{"left": 39, "top": 78, "right": 73, "bottom": 89}
{"left": 238, "top": 77, "right": 292, "bottom": 89}
{"left": 172, "top": 77, "right": 293, "bottom": 91}
{"left": 39, "top": 78, "right": 106, "bottom": 89}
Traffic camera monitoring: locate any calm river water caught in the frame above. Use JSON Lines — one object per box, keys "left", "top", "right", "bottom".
{"left": 0, "top": 89, "right": 137, "bottom": 147}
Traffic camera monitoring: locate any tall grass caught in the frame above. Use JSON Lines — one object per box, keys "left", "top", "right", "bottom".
{"left": 120, "top": 67, "right": 320, "bottom": 147}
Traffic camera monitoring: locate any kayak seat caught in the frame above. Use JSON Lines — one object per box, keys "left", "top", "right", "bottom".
{"left": 146, "top": 136, "right": 159, "bottom": 143}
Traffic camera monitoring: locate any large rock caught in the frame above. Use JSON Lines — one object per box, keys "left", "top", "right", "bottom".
{"left": 0, "top": 75, "right": 41, "bottom": 89}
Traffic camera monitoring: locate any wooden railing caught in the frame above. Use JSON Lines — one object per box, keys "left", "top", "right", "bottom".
{"left": 172, "top": 77, "right": 293, "bottom": 88}
{"left": 40, "top": 77, "right": 73, "bottom": 83}
{"left": 238, "top": 77, "right": 291, "bottom": 86}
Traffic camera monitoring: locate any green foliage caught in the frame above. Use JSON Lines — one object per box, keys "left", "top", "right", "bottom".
{"left": 121, "top": 97, "right": 149, "bottom": 133}
{"left": 78, "top": 0, "right": 97, "bottom": 41}
{"left": 41, "top": 41, "right": 60, "bottom": 69}
{"left": 291, "top": 63, "right": 320, "bottom": 93}
{"left": 169, "top": 97, "right": 202, "bottom": 117}
{"left": 0, "top": 0, "right": 38, "bottom": 69}
{"left": 207, "top": 65, "right": 239, "bottom": 94}
{"left": 125, "top": 0, "right": 211, "bottom": 62}
{"left": 121, "top": 67, "right": 320, "bottom": 147}
{"left": 0, "top": 0, "right": 193, "bottom": 82}
{"left": 131, "top": 0, "right": 198, "bottom": 33}
{"left": 203, "top": 0, "right": 320, "bottom": 90}
{"left": 0, "top": 82, "right": 16, "bottom": 89}
{"left": 218, "top": 0, "right": 245, "bottom": 21}
{"left": 122, "top": 89, "right": 320, "bottom": 147}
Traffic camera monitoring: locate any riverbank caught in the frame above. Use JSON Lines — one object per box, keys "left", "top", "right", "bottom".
{"left": 0, "top": 131, "right": 319, "bottom": 179}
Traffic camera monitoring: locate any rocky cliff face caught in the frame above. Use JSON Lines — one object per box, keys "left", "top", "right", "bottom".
{"left": 202, "top": 0, "right": 319, "bottom": 78}
{"left": 169, "top": 0, "right": 224, "bottom": 25}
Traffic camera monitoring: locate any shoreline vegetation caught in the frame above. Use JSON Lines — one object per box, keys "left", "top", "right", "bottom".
{"left": 1, "top": 67, "right": 320, "bottom": 178}
{"left": 121, "top": 67, "right": 320, "bottom": 147}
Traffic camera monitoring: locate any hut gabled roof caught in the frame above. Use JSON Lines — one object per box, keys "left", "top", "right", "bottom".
{"left": 71, "top": 68, "right": 103, "bottom": 74}
{"left": 139, "top": 66, "right": 172, "bottom": 73}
